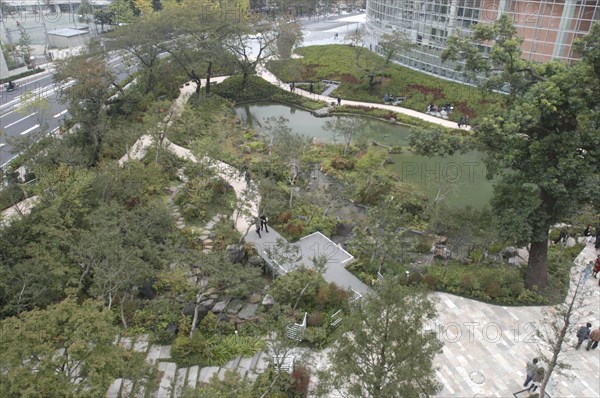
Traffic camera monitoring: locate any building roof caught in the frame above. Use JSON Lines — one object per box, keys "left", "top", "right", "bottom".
{"left": 47, "top": 28, "right": 90, "bottom": 37}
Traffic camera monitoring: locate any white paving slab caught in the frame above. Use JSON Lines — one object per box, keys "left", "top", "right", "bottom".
{"left": 157, "top": 362, "right": 177, "bottom": 398}
{"left": 106, "top": 378, "right": 122, "bottom": 398}
{"left": 173, "top": 367, "right": 187, "bottom": 398}
{"left": 186, "top": 365, "right": 199, "bottom": 389}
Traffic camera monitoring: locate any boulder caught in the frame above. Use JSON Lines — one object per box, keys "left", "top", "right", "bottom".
{"left": 226, "top": 299, "right": 244, "bottom": 315}
{"left": 248, "top": 255, "right": 263, "bottom": 267}
{"left": 226, "top": 244, "right": 246, "bottom": 264}
{"left": 212, "top": 300, "right": 229, "bottom": 313}
{"left": 248, "top": 293, "right": 262, "bottom": 304}
{"left": 262, "top": 294, "right": 275, "bottom": 309}
{"left": 238, "top": 303, "right": 259, "bottom": 320}
{"left": 199, "top": 299, "right": 215, "bottom": 311}
{"left": 217, "top": 313, "right": 230, "bottom": 323}
{"left": 182, "top": 302, "right": 196, "bottom": 317}
{"left": 500, "top": 246, "right": 518, "bottom": 259}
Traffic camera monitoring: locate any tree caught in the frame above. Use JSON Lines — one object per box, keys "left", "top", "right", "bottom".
{"left": 189, "top": 252, "right": 263, "bottom": 337}
{"left": 109, "top": 13, "right": 164, "bottom": 96}
{"left": 268, "top": 117, "right": 312, "bottom": 208}
{"left": 53, "top": 52, "right": 117, "bottom": 165}
{"left": 0, "top": 296, "right": 155, "bottom": 397}
{"left": 94, "top": 9, "right": 115, "bottom": 32}
{"left": 109, "top": 0, "right": 137, "bottom": 25}
{"left": 316, "top": 280, "right": 442, "bottom": 398}
{"left": 345, "top": 28, "right": 367, "bottom": 67}
{"left": 324, "top": 117, "right": 366, "bottom": 156}
{"left": 275, "top": 18, "right": 303, "bottom": 59}
{"left": 535, "top": 259, "right": 595, "bottom": 398}
{"left": 379, "top": 30, "right": 414, "bottom": 68}
{"left": 16, "top": 26, "right": 33, "bottom": 66}
{"left": 438, "top": 18, "right": 600, "bottom": 289}
{"left": 224, "top": 16, "right": 279, "bottom": 90}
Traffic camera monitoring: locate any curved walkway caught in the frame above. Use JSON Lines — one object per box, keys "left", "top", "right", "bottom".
{"left": 256, "top": 65, "right": 469, "bottom": 131}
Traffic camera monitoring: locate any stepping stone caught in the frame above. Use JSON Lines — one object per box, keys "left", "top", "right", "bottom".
{"left": 133, "top": 335, "right": 149, "bottom": 353}
{"left": 121, "top": 379, "right": 133, "bottom": 397}
{"left": 199, "top": 235, "right": 209, "bottom": 241}
{"left": 107, "top": 378, "right": 122, "bottom": 398}
{"left": 187, "top": 366, "right": 199, "bottom": 389}
{"left": 146, "top": 345, "right": 161, "bottom": 364}
{"left": 204, "top": 245, "right": 213, "bottom": 251}
{"left": 217, "top": 367, "right": 228, "bottom": 380}
{"left": 158, "top": 345, "right": 172, "bottom": 359}
{"left": 246, "top": 370, "right": 259, "bottom": 383}
{"left": 133, "top": 379, "right": 147, "bottom": 398}
{"left": 173, "top": 367, "right": 188, "bottom": 398}
{"left": 226, "top": 299, "right": 244, "bottom": 315}
{"left": 157, "top": 362, "right": 177, "bottom": 398}
{"left": 199, "top": 366, "right": 220, "bottom": 383}
{"left": 212, "top": 214, "right": 221, "bottom": 222}
{"left": 212, "top": 300, "right": 229, "bottom": 313}
{"left": 208, "top": 232, "right": 217, "bottom": 239}
{"left": 206, "top": 221, "right": 216, "bottom": 229}
{"left": 177, "top": 224, "right": 186, "bottom": 230}
{"left": 224, "top": 355, "right": 242, "bottom": 369}
{"left": 119, "top": 336, "right": 133, "bottom": 349}
{"left": 238, "top": 356, "right": 253, "bottom": 370}
{"left": 202, "top": 249, "right": 212, "bottom": 253}
{"left": 237, "top": 303, "right": 259, "bottom": 320}
{"left": 236, "top": 368, "right": 248, "bottom": 379}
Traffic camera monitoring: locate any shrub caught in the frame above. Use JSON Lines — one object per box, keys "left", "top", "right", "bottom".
{"left": 291, "top": 365, "right": 311, "bottom": 398}
{"left": 307, "top": 311, "right": 324, "bottom": 327}
{"left": 285, "top": 221, "right": 305, "bottom": 240}
{"left": 423, "top": 274, "right": 437, "bottom": 290}
{"left": 271, "top": 268, "right": 325, "bottom": 309}
{"left": 330, "top": 155, "right": 355, "bottom": 170}
{"left": 304, "top": 327, "right": 328, "bottom": 348}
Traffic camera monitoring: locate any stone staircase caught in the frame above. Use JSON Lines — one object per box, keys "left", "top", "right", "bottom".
{"left": 107, "top": 334, "right": 270, "bottom": 398}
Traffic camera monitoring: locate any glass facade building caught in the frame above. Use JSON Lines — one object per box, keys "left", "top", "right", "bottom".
{"left": 365, "top": 0, "right": 600, "bottom": 83}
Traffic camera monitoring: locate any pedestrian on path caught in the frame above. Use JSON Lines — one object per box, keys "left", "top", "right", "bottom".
{"left": 586, "top": 327, "right": 600, "bottom": 350}
{"left": 523, "top": 358, "right": 539, "bottom": 387}
{"left": 255, "top": 217, "right": 262, "bottom": 238}
{"left": 593, "top": 255, "right": 600, "bottom": 278}
{"left": 337, "top": 96, "right": 341, "bottom": 106}
{"left": 260, "top": 213, "right": 269, "bottom": 233}
{"left": 584, "top": 225, "right": 593, "bottom": 243}
{"left": 309, "top": 82, "right": 314, "bottom": 94}
{"left": 528, "top": 367, "right": 545, "bottom": 393}
{"left": 576, "top": 322, "right": 592, "bottom": 349}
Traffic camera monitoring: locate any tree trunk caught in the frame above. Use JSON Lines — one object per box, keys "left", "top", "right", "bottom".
{"left": 120, "top": 295, "right": 128, "bottom": 329}
{"left": 526, "top": 239, "right": 549, "bottom": 289}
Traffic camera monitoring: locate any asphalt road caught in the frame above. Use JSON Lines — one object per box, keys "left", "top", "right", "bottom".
{"left": 0, "top": 11, "right": 366, "bottom": 168}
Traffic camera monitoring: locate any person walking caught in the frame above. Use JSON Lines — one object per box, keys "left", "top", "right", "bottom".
{"left": 528, "top": 367, "right": 545, "bottom": 392}
{"left": 255, "top": 217, "right": 262, "bottom": 238}
{"left": 586, "top": 327, "right": 600, "bottom": 350}
{"left": 593, "top": 255, "right": 600, "bottom": 278}
{"left": 584, "top": 225, "right": 593, "bottom": 243}
{"left": 260, "top": 213, "right": 269, "bottom": 233}
{"left": 309, "top": 82, "right": 314, "bottom": 94}
{"left": 576, "top": 322, "right": 592, "bottom": 349}
{"left": 337, "top": 96, "right": 341, "bottom": 106}
{"left": 523, "top": 358, "right": 539, "bottom": 387}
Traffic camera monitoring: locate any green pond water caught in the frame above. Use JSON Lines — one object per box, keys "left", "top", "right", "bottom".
{"left": 235, "top": 102, "right": 493, "bottom": 209}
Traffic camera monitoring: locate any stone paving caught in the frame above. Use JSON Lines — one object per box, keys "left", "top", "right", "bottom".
{"left": 107, "top": 334, "right": 272, "bottom": 398}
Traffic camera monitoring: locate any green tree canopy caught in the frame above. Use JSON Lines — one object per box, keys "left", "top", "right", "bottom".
{"left": 316, "top": 280, "right": 442, "bottom": 398}
{"left": 0, "top": 297, "right": 154, "bottom": 397}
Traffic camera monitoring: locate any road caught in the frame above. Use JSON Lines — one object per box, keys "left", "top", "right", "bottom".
{"left": 0, "top": 51, "right": 140, "bottom": 167}
{"left": 0, "top": 12, "right": 366, "bottom": 168}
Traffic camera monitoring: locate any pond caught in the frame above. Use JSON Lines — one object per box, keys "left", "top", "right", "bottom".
{"left": 235, "top": 102, "right": 493, "bottom": 209}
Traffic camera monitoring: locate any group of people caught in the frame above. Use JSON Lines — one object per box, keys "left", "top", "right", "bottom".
{"left": 5, "top": 80, "right": 17, "bottom": 91}
{"left": 523, "top": 358, "right": 545, "bottom": 393}
{"left": 255, "top": 214, "right": 269, "bottom": 238}
{"left": 426, "top": 103, "right": 454, "bottom": 113}
{"left": 457, "top": 114, "right": 469, "bottom": 128}
{"left": 576, "top": 322, "right": 600, "bottom": 350}
{"left": 521, "top": 325, "right": 600, "bottom": 392}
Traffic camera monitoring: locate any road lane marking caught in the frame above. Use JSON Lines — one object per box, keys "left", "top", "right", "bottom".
{"left": 53, "top": 109, "right": 68, "bottom": 118}
{"left": 20, "top": 124, "right": 40, "bottom": 135}
{"left": 4, "top": 113, "right": 35, "bottom": 128}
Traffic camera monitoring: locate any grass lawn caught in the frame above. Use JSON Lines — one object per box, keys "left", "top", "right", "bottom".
{"left": 267, "top": 45, "right": 503, "bottom": 124}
